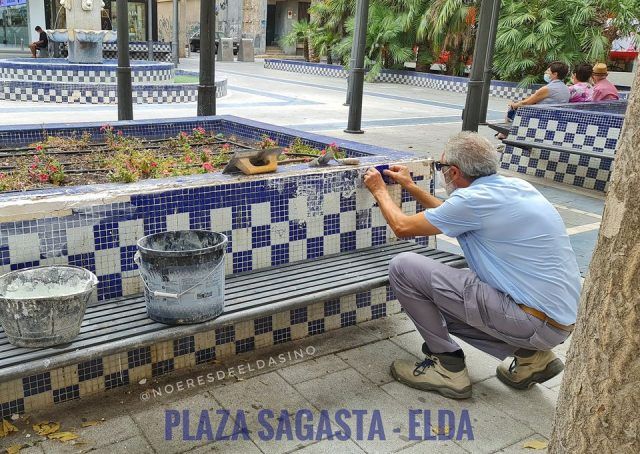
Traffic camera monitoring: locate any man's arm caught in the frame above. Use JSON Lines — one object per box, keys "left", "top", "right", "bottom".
{"left": 364, "top": 168, "right": 441, "bottom": 238}
{"left": 510, "top": 86, "right": 549, "bottom": 109}
{"left": 384, "top": 165, "right": 442, "bottom": 209}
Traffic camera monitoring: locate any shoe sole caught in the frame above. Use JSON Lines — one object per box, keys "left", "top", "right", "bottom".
{"left": 496, "top": 358, "right": 565, "bottom": 390}
{"left": 390, "top": 366, "right": 472, "bottom": 399}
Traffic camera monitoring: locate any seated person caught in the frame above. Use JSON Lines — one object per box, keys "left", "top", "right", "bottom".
{"left": 29, "top": 26, "right": 48, "bottom": 58}
{"left": 363, "top": 132, "right": 581, "bottom": 399}
{"left": 568, "top": 63, "right": 593, "bottom": 103}
{"left": 497, "top": 62, "right": 570, "bottom": 139}
{"left": 591, "top": 63, "right": 619, "bottom": 101}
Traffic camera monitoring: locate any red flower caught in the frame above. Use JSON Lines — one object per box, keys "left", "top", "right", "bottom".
{"left": 184, "top": 156, "right": 193, "bottom": 164}
{"left": 150, "top": 162, "right": 158, "bottom": 168}
{"left": 202, "top": 162, "right": 214, "bottom": 172}
{"left": 117, "top": 130, "right": 123, "bottom": 136}
{"left": 48, "top": 165, "right": 58, "bottom": 172}
{"left": 35, "top": 144, "right": 43, "bottom": 152}
{"left": 30, "top": 164, "right": 38, "bottom": 170}
{"left": 38, "top": 173, "right": 49, "bottom": 182}
{"left": 321, "top": 150, "right": 327, "bottom": 156}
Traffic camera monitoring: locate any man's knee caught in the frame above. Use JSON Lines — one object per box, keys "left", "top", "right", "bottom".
{"left": 389, "top": 252, "right": 418, "bottom": 281}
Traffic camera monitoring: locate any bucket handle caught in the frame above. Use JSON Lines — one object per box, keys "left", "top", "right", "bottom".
{"left": 134, "top": 252, "right": 224, "bottom": 300}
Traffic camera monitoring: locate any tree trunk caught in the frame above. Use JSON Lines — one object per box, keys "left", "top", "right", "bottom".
{"left": 327, "top": 46, "right": 333, "bottom": 65}
{"left": 416, "top": 44, "right": 432, "bottom": 73}
{"left": 548, "top": 67, "right": 640, "bottom": 453}
{"left": 303, "top": 38, "right": 310, "bottom": 62}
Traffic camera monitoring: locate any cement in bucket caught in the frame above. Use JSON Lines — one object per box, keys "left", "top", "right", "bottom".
{"left": 0, "top": 265, "right": 98, "bottom": 348}
{"left": 136, "top": 230, "right": 228, "bottom": 325}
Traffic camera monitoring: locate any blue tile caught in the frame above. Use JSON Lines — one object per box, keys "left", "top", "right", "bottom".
{"left": 93, "top": 222, "right": 119, "bottom": 251}
{"left": 232, "top": 250, "right": 252, "bottom": 273}
{"left": 119, "top": 246, "right": 138, "bottom": 272}
{"left": 340, "top": 231, "right": 356, "bottom": 252}
{"left": 372, "top": 226, "right": 387, "bottom": 246}
{"left": 323, "top": 214, "right": 340, "bottom": 236}
{"left": 252, "top": 225, "right": 271, "bottom": 249}
{"left": 271, "top": 243, "right": 289, "bottom": 266}
{"left": 306, "top": 237, "right": 323, "bottom": 259}
{"left": 289, "top": 221, "right": 307, "bottom": 241}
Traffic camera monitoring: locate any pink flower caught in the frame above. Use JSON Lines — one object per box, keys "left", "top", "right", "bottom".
{"left": 38, "top": 173, "right": 49, "bottom": 183}
{"left": 117, "top": 130, "right": 123, "bottom": 136}
{"left": 150, "top": 162, "right": 158, "bottom": 168}
{"left": 184, "top": 156, "right": 193, "bottom": 164}
{"left": 0, "top": 172, "right": 6, "bottom": 179}
{"left": 202, "top": 162, "right": 214, "bottom": 172}
{"left": 35, "top": 144, "right": 43, "bottom": 152}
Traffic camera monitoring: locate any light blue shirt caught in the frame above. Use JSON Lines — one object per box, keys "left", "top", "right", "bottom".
{"left": 425, "top": 174, "right": 581, "bottom": 325}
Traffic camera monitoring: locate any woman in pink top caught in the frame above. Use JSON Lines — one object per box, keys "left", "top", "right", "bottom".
{"left": 591, "top": 63, "right": 620, "bottom": 101}
{"left": 568, "top": 63, "right": 593, "bottom": 103}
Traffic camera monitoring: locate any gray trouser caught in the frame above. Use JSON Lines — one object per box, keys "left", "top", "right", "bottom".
{"left": 389, "top": 252, "right": 570, "bottom": 360}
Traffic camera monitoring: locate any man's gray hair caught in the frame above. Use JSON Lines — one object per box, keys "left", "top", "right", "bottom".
{"left": 442, "top": 131, "right": 499, "bottom": 179}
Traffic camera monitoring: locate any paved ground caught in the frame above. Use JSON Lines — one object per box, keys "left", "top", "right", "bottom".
{"left": 0, "top": 311, "right": 569, "bottom": 454}
{"left": 0, "top": 57, "right": 602, "bottom": 453}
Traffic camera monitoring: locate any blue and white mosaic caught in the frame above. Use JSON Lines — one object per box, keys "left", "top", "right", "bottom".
{"left": 52, "top": 41, "right": 174, "bottom": 62}
{"left": 0, "top": 116, "right": 430, "bottom": 302}
{"left": 264, "top": 59, "right": 541, "bottom": 100}
{"left": 501, "top": 101, "right": 625, "bottom": 191}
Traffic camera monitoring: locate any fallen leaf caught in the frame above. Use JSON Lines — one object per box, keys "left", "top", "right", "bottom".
{"left": 138, "top": 379, "right": 147, "bottom": 385}
{"left": 523, "top": 440, "right": 548, "bottom": 450}
{"left": 80, "top": 421, "right": 99, "bottom": 428}
{"left": 0, "top": 419, "right": 18, "bottom": 438}
{"left": 32, "top": 422, "right": 60, "bottom": 436}
{"left": 431, "top": 425, "right": 451, "bottom": 436}
{"left": 10, "top": 414, "right": 19, "bottom": 421}
{"left": 48, "top": 431, "right": 79, "bottom": 442}
{"left": 6, "top": 444, "right": 22, "bottom": 454}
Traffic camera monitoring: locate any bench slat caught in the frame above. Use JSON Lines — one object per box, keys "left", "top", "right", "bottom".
{"left": 0, "top": 242, "right": 465, "bottom": 374}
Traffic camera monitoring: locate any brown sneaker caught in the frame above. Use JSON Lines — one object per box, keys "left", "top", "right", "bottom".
{"left": 391, "top": 356, "right": 472, "bottom": 399}
{"left": 496, "top": 350, "right": 564, "bottom": 390}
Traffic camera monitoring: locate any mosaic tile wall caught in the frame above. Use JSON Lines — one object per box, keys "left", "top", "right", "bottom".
{"left": 0, "top": 286, "right": 402, "bottom": 417}
{"left": 0, "top": 117, "right": 426, "bottom": 302}
{"left": 0, "top": 59, "right": 174, "bottom": 84}
{"left": 500, "top": 102, "right": 625, "bottom": 191}
{"left": 0, "top": 79, "right": 227, "bottom": 104}
{"left": 52, "top": 41, "right": 174, "bottom": 62}
{"left": 263, "top": 59, "right": 541, "bottom": 100}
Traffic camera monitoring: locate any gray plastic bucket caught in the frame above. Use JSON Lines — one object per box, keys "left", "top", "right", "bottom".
{"left": 135, "top": 230, "right": 228, "bottom": 325}
{"left": 0, "top": 266, "right": 98, "bottom": 348}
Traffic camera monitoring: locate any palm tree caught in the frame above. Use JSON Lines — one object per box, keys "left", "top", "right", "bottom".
{"left": 280, "top": 20, "right": 317, "bottom": 62}
{"left": 417, "top": 0, "right": 477, "bottom": 76}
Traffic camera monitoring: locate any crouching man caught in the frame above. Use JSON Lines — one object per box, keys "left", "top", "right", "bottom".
{"left": 363, "top": 132, "right": 580, "bottom": 399}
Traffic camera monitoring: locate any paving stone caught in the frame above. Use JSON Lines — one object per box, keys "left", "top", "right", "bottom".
{"left": 91, "top": 435, "right": 154, "bottom": 454}
{"left": 336, "top": 339, "right": 419, "bottom": 386}
{"left": 277, "top": 354, "right": 351, "bottom": 385}
{"left": 294, "top": 367, "right": 422, "bottom": 453}
{"left": 187, "top": 437, "right": 263, "bottom": 453}
{"left": 291, "top": 438, "right": 366, "bottom": 453}
{"left": 496, "top": 434, "right": 549, "bottom": 453}
{"left": 131, "top": 391, "right": 226, "bottom": 454}
{"left": 211, "top": 371, "right": 319, "bottom": 454}
{"left": 389, "top": 331, "right": 500, "bottom": 384}
{"left": 473, "top": 377, "right": 559, "bottom": 437}
{"left": 381, "top": 381, "right": 534, "bottom": 453}
{"left": 356, "top": 312, "right": 417, "bottom": 340}
{"left": 394, "top": 440, "right": 468, "bottom": 453}
{"left": 76, "top": 415, "right": 141, "bottom": 449}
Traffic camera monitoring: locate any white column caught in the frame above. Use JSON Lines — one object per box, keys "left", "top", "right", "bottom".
{"left": 27, "top": 0, "right": 47, "bottom": 43}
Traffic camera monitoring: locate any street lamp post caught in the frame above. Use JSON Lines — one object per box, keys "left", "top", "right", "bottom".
{"left": 172, "top": 0, "right": 179, "bottom": 67}
{"left": 116, "top": 0, "right": 133, "bottom": 120}
{"left": 479, "top": 0, "right": 501, "bottom": 124}
{"left": 344, "top": 0, "right": 370, "bottom": 134}
{"left": 198, "top": 0, "right": 216, "bottom": 116}
{"left": 461, "top": 0, "right": 496, "bottom": 132}
{"left": 147, "top": 0, "right": 154, "bottom": 61}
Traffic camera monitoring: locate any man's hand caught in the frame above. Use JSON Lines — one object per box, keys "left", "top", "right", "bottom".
{"left": 363, "top": 167, "right": 387, "bottom": 196}
{"left": 385, "top": 165, "right": 413, "bottom": 188}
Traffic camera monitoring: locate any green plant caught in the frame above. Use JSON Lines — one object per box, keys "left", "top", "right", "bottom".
{"left": 280, "top": 20, "right": 318, "bottom": 62}
{"left": 259, "top": 135, "right": 278, "bottom": 149}
{"left": 27, "top": 153, "right": 66, "bottom": 186}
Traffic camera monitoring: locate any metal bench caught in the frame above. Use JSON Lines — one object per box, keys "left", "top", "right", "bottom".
{"left": 0, "top": 241, "right": 466, "bottom": 382}
{"left": 502, "top": 139, "right": 615, "bottom": 161}
{"left": 486, "top": 122, "right": 511, "bottom": 136}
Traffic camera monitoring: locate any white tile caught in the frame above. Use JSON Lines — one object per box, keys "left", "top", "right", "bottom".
{"left": 289, "top": 196, "right": 308, "bottom": 220}
{"left": 270, "top": 221, "right": 289, "bottom": 245}
{"left": 252, "top": 246, "right": 271, "bottom": 269}
{"left": 165, "top": 213, "right": 190, "bottom": 232}
{"left": 118, "top": 219, "right": 145, "bottom": 246}
{"left": 356, "top": 229, "right": 372, "bottom": 249}
{"left": 306, "top": 217, "right": 323, "bottom": 238}
{"left": 371, "top": 207, "right": 387, "bottom": 227}
{"left": 211, "top": 207, "right": 232, "bottom": 232}
{"left": 339, "top": 211, "right": 356, "bottom": 232}
{"left": 322, "top": 192, "right": 340, "bottom": 215}
{"left": 231, "top": 227, "right": 251, "bottom": 252}
{"left": 251, "top": 202, "right": 271, "bottom": 226}
{"left": 355, "top": 187, "right": 375, "bottom": 210}
{"left": 324, "top": 234, "right": 341, "bottom": 255}
{"left": 94, "top": 248, "right": 121, "bottom": 276}
{"left": 8, "top": 233, "right": 40, "bottom": 263}
{"left": 289, "top": 239, "right": 307, "bottom": 262}
{"left": 66, "top": 226, "right": 96, "bottom": 255}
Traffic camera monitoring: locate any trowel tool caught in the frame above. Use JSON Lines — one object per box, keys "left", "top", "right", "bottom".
{"left": 222, "top": 147, "right": 283, "bottom": 175}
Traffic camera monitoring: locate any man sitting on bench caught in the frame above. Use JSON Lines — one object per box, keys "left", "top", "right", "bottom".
{"left": 29, "top": 26, "right": 48, "bottom": 58}
{"left": 363, "top": 131, "right": 581, "bottom": 399}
